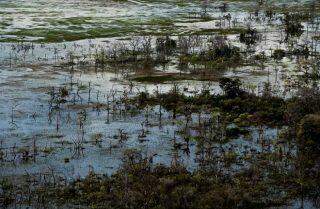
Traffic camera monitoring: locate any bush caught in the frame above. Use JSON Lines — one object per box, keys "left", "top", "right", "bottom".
{"left": 239, "top": 28, "right": 260, "bottom": 45}
{"left": 298, "top": 114, "right": 320, "bottom": 150}
{"left": 272, "top": 49, "right": 286, "bottom": 60}
{"left": 156, "top": 36, "right": 177, "bottom": 53}
{"left": 285, "top": 88, "right": 320, "bottom": 124}
{"left": 283, "top": 13, "right": 304, "bottom": 37}
{"left": 219, "top": 77, "right": 244, "bottom": 98}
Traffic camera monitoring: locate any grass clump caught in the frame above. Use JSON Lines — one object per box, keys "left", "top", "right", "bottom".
{"left": 283, "top": 13, "right": 304, "bottom": 38}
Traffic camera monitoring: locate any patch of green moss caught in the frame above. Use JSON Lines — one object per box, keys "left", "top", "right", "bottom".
{"left": 4, "top": 26, "right": 138, "bottom": 43}
{"left": 191, "top": 27, "right": 246, "bottom": 36}
{"left": 146, "top": 18, "right": 174, "bottom": 26}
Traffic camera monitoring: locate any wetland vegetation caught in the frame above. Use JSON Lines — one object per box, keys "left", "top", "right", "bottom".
{"left": 0, "top": 0, "right": 320, "bottom": 208}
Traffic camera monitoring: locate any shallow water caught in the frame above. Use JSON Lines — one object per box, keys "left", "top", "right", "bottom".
{"left": 0, "top": 0, "right": 319, "bottom": 181}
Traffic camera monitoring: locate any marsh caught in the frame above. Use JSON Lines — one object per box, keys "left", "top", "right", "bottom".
{"left": 0, "top": 0, "right": 319, "bottom": 208}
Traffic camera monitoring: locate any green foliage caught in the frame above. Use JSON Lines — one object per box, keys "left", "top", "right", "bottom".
{"left": 201, "top": 44, "right": 241, "bottom": 62}
{"left": 285, "top": 88, "right": 320, "bottom": 125}
{"left": 52, "top": 160, "right": 290, "bottom": 209}
{"left": 283, "top": 13, "right": 304, "bottom": 38}
{"left": 220, "top": 94, "right": 285, "bottom": 126}
{"left": 156, "top": 36, "right": 177, "bottom": 53}
{"left": 298, "top": 114, "right": 320, "bottom": 153}
{"left": 179, "top": 40, "right": 243, "bottom": 70}
{"left": 219, "top": 77, "right": 244, "bottom": 98}
{"left": 239, "top": 27, "right": 260, "bottom": 45}
{"left": 0, "top": 179, "right": 15, "bottom": 207}
{"left": 272, "top": 49, "right": 286, "bottom": 60}
{"left": 132, "top": 79, "right": 286, "bottom": 126}
{"left": 226, "top": 127, "right": 249, "bottom": 138}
